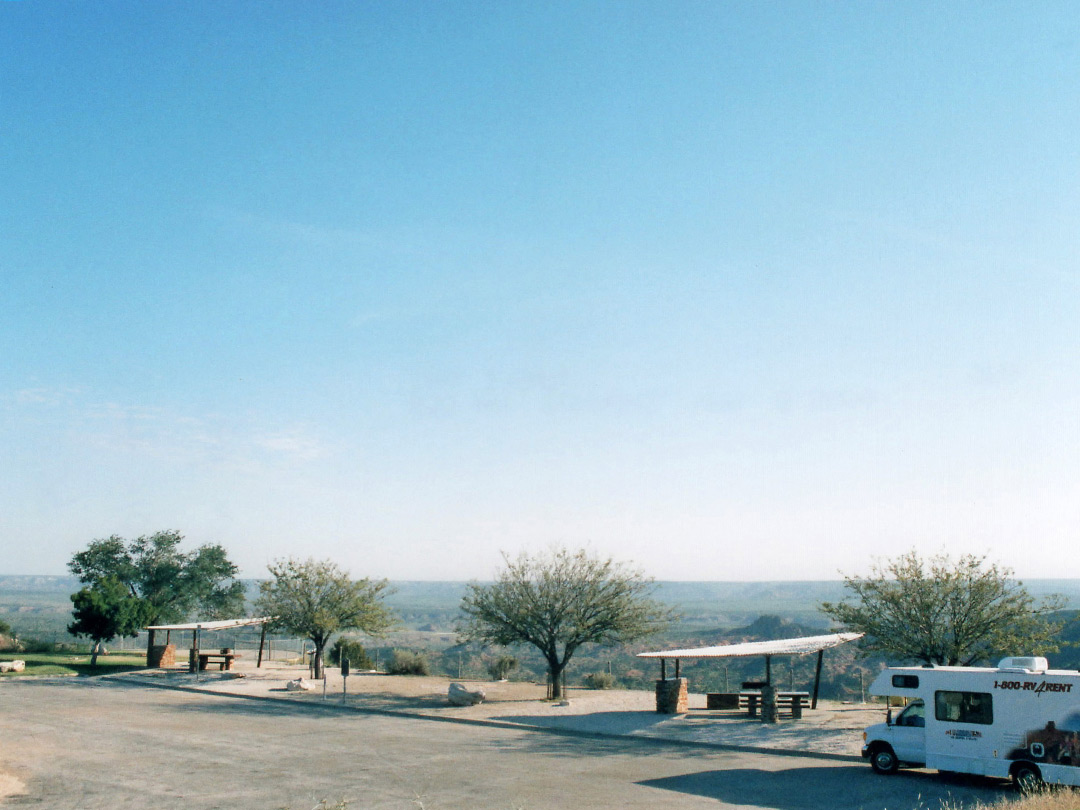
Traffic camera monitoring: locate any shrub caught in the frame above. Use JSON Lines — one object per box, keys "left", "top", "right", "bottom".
{"left": 328, "top": 638, "right": 374, "bottom": 670}
{"left": 387, "top": 649, "right": 430, "bottom": 676}
{"left": 584, "top": 671, "right": 617, "bottom": 689}
{"left": 486, "top": 655, "right": 519, "bottom": 681}
{"left": 14, "top": 636, "right": 55, "bottom": 654}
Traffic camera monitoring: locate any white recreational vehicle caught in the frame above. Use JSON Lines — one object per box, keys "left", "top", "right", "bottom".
{"left": 863, "top": 656, "right": 1080, "bottom": 788}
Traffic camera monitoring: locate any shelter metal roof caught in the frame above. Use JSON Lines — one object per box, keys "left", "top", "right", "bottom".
{"left": 145, "top": 617, "right": 272, "bottom": 632}
{"left": 637, "top": 632, "right": 863, "bottom": 659}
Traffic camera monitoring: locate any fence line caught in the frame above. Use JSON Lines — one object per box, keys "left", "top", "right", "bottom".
{"left": 11, "top": 628, "right": 308, "bottom": 661}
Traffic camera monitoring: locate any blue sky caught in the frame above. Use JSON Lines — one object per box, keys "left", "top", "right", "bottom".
{"left": 3, "top": 2, "right": 1079, "bottom": 580}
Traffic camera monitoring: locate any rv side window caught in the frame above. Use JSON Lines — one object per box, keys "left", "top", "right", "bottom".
{"left": 934, "top": 690, "right": 993, "bottom": 725}
{"left": 896, "top": 699, "right": 924, "bottom": 727}
{"left": 892, "top": 675, "right": 919, "bottom": 689}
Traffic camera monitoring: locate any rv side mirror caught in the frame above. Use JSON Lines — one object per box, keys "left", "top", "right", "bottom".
{"left": 886, "top": 707, "right": 893, "bottom": 725}
{"left": 341, "top": 658, "right": 350, "bottom": 677}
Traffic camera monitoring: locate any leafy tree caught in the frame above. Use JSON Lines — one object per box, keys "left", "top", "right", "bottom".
{"left": 821, "top": 551, "right": 1064, "bottom": 666}
{"left": 68, "top": 577, "right": 151, "bottom": 665}
{"left": 459, "top": 548, "right": 673, "bottom": 699}
{"left": 255, "top": 558, "right": 394, "bottom": 678}
{"left": 0, "top": 618, "right": 9, "bottom": 636}
{"left": 68, "top": 530, "right": 245, "bottom": 626}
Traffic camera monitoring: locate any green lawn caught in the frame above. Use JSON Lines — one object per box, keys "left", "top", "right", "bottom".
{"left": 0, "top": 652, "right": 147, "bottom": 677}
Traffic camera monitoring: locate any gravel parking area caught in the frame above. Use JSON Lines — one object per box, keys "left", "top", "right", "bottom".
{"left": 0, "top": 668, "right": 1007, "bottom": 810}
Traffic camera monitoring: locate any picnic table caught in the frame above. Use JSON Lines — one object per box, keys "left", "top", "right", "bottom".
{"left": 742, "top": 690, "right": 810, "bottom": 719}
{"left": 197, "top": 651, "right": 240, "bottom": 671}
{"left": 705, "top": 690, "right": 811, "bottom": 718}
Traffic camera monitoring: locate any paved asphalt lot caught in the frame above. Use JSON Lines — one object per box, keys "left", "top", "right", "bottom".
{"left": 1, "top": 677, "right": 1011, "bottom": 809}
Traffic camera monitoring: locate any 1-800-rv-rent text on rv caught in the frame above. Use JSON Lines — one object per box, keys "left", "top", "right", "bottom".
{"left": 863, "top": 657, "right": 1080, "bottom": 789}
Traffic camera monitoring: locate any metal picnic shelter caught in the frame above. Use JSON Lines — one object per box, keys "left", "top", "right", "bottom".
{"left": 638, "top": 631, "right": 863, "bottom": 711}
{"left": 145, "top": 617, "right": 273, "bottom": 672}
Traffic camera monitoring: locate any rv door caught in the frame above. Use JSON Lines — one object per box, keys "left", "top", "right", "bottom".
{"left": 890, "top": 700, "right": 927, "bottom": 765}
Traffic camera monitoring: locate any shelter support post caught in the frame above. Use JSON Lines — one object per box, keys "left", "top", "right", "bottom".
{"left": 660, "top": 658, "right": 667, "bottom": 680}
{"left": 811, "top": 649, "right": 824, "bottom": 710}
{"left": 675, "top": 658, "right": 680, "bottom": 679}
{"left": 189, "top": 627, "right": 201, "bottom": 673}
{"left": 145, "top": 628, "right": 156, "bottom": 667}
{"left": 257, "top": 622, "right": 267, "bottom": 668}
{"left": 765, "top": 654, "right": 771, "bottom": 685}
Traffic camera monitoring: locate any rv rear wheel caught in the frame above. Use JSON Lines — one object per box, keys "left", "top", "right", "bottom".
{"left": 1011, "top": 762, "right": 1042, "bottom": 793}
{"left": 869, "top": 745, "right": 899, "bottom": 775}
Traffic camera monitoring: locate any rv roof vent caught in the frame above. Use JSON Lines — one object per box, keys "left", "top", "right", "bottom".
{"left": 997, "top": 656, "right": 1048, "bottom": 673}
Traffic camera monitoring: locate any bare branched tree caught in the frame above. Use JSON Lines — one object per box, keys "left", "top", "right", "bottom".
{"left": 256, "top": 558, "right": 394, "bottom": 678}
{"left": 821, "top": 551, "right": 1063, "bottom": 666}
{"left": 459, "top": 548, "right": 673, "bottom": 698}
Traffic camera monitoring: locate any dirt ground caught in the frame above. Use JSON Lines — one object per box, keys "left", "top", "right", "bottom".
{"left": 125, "top": 658, "right": 884, "bottom": 757}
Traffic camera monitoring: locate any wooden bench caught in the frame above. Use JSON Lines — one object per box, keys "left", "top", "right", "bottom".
{"left": 198, "top": 651, "right": 240, "bottom": 671}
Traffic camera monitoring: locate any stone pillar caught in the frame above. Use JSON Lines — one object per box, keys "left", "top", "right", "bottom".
{"left": 761, "top": 684, "right": 778, "bottom": 724}
{"left": 655, "top": 677, "right": 689, "bottom": 714}
{"left": 147, "top": 644, "right": 176, "bottom": 668}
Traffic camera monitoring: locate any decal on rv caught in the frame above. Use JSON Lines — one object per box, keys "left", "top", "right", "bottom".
{"left": 993, "top": 680, "right": 1073, "bottom": 694}
{"left": 945, "top": 729, "right": 982, "bottom": 741}
{"left": 1007, "top": 721, "right": 1080, "bottom": 767}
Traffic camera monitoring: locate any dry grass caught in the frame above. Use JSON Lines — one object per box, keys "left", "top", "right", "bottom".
{"left": 939, "top": 786, "right": 1079, "bottom": 810}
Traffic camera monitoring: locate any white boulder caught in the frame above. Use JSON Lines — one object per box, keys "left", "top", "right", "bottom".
{"left": 285, "top": 678, "right": 313, "bottom": 692}
{"left": 447, "top": 682, "right": 485, "bottom": 706}
{"left": 0, "top": 660, "right": 26, "bottom": 673}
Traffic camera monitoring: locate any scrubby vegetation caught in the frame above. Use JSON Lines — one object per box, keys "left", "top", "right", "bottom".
{"left": 328, "top": 638, "right": 374, "bottom": 670}
{"left": 583, "top": 672, "right": 617, "bottom": 689}
{"left": 485, "top": 654, "right": 518, "bottom": 681}
{"left": 387, "top": 649, "right": 431, "bottom": 676}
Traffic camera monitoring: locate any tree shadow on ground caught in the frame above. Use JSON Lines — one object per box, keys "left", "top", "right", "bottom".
{"left": 136, "top": 686, "right": 717, "bottom": 761}
{"left": 473, "top": 724, "right": 719, "bottom": 759}
{"left": 342, "top": 692, "right": 467, "bottom": 710}
{"left": 637, "top": 766, "right": 1008, "bottom": 810}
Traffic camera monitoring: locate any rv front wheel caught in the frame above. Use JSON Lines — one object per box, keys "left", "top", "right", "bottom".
{"left": 869, "top": 745, "right": 899, "bottom": 775}
{"left": 1011, "top": 762, "right": 1042, "bottom": 793}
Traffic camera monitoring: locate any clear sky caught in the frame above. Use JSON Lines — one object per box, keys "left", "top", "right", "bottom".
{"left": 3, "top": 2, "right": 1079, "bottom": 581}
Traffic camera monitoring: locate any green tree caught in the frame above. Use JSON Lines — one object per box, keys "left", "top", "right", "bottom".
{"left": 68, "top": 530, "right": 245, "bottom": 626}
{"left": 821, "top": 551, "right": 1064, "bottom": 666}
{"left": 255, "top": 558, "right": 394, "bottom": 679}
{"left": 68, "top": 577, "right": 151, "bottom": 665}
{"left": 459, "top": 548, "right": 673, "bottom": 699}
